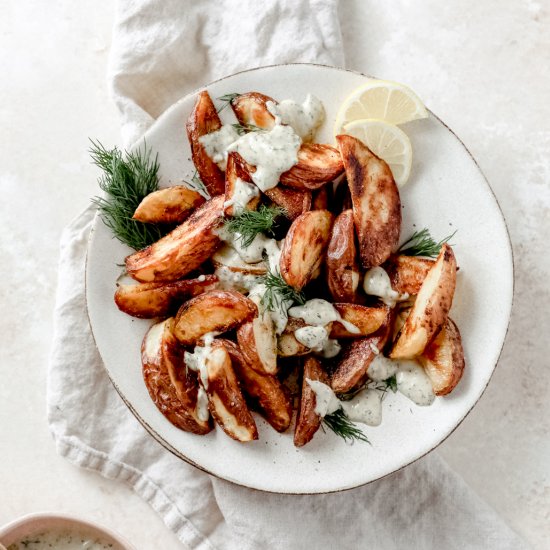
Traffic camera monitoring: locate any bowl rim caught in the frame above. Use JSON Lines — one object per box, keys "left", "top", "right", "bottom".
{"left": 0, "top": 512, "right": 136, "bottom": 549}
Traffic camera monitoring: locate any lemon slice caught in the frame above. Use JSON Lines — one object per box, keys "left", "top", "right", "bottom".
{"left": 334, "top": 80, "right": 428, "bottom": 134}
{"left": 343, "top": 119, "right": 413, "bottom": 186}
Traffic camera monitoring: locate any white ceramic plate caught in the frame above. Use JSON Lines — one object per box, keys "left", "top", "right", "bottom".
{"left": 86, "top": 64, "right": 513, "bottom": 494}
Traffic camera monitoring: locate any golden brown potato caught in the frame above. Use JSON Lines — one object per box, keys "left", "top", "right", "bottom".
{"left": 279, "top": 210, "right": 333, "bottom": 290}
{"left": 336, "top": 134, "right": 401, "bottom": 268}
{"left": 173, "top": 290, "right": 257, "bottom": 345}
{"left": 294, "top": 356, "right": 329, "bottom": 447}
{"left": 330, "top": 304, "right": 388, "bottom": 338}
{"left": 331, "top": 317, "right": 392, "bottom": 393}
{"left": 263, "top": 186, "right": 312, "bottom": 220}
{"left": 141, "top": 318, "right": 211, "bottom": 435}
{"left": 326, "top": 209, "right": 360, "bottom": 302}
{"left": 212, "top": 245, "right": 267, "bottom": 275}
{"left": 280, "top": 144, "right": 344, "bottom": 190}
{"left": 114, "top": 276, "right": 218, "bottom": 319}
{"left": 204, "top": 343, "right": 258, "bottom": 442}
{"left": 132, "top": 186, "right": 204, "bottom": 224}
{"left": 126, "top": 195, "right": 224, "bottom": 283}
{"left": 231, "top": 92, "right": 277, "bottom": 129}
{"left": 236, "top": 312, "right": 277, "bottom": 375}
{"left": 311, "top": 186, "right": 330, "bottom": 210}
{"left": 391, "top": 244, "right": 457, "bottom": 359}
{"left": 224, "top": 152, "right": 260, "bottom": 217}
{"left": 186, "top": 91, "right": 225, "bottom": 196}
{"left": 419, "top": 317, "right": 465, "bottom": 395}
{"left": 218, "top": 339, "right": 292, "bottom": 432}
{"left": 384, "top": 255, "right": 435, "bottom": 295}
{"left": 277, "top": 318, "right": 311, "bottom": 357}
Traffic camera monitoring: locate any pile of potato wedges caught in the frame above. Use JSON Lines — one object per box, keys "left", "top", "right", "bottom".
{"left": 114, "top": 89, "right": 465, "bottom": 446}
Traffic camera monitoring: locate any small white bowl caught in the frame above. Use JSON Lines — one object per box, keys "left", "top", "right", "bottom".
{"left": 0, "top": 513, "right": 136, "bottom": 549}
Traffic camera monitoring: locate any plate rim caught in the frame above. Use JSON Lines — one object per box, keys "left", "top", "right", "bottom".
{"left": 85, "top": 62, "right": 515, "bottom": 494}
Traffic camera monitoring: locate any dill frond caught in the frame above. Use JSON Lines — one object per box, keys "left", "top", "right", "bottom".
{"left": 323, "top": 409, "right": 370, "bottom": 444}
{"left": 231, "top": 123, "right": 264, "bottom": 136}
{"left": 182, "top": 170, "right": 210, "bottom": 200}
{"left": 90, "top": 140, "right": 164, "bottom": 250}
{"left": 398, "top": 228, "right": 456, "bottom": 258}
{"left": 223, "top": 205, "right": 285, "bottom": 247}
{"left": 260, "top": 270, "right": 306, "bottom": 312}
{"left": 216, "top": 92, "right": 241, "bottom": 113}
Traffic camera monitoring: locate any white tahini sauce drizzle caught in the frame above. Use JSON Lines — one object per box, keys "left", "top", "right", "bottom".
{"left": 196, "top": 386, "right": 210, "bottom": 422}
{"left": 184, "top": 332, "right": 217, "bottom": 390}
{"left": 363, "top": 266, "right": 409, "bottom": 307}
{"left": 306, "top": 379, "right": 341, "bottom": 417}
{"left": 226, "top": 124, "right": 301, "bottom": 191}
{"left": 249, "top": 282, "right": 292, "bottom": 335}
{"left": 367, "top": 354, "right": 398, "bottom": 381}
{"left": 198, "top": 124, "right": 240, "bottom": 170}
{"left": 294, "top": 326, "right": 341, "bottom": 358}
{"left": 395, "top": 360, "right": 435, "bottom": 406}
{"left": 214, "top": 266, "right": 259, "bottom": 293}
{"left": 223, "top": 177, "right": 260, "bottom": 214}
{"left": 289, "top": 298, "right": 360, "bottom": 334}
{"left": 6, "top": 527, "right": 124, "bottom": 550}
{"left": 266, "top": 94, "right": 325, "bottom": 142}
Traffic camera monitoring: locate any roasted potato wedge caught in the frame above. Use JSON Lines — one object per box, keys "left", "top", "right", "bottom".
{"left": 204, "top": 343, "right": 258, "bottom": 441}
{"left": 231, "top": 92, "right": 277, "bottom": 130}
{"left": 142, "top": 318, "right": 211, "bottom": 434}
{"left": 224, "top": 152, "right": 260, "bottom": 217}
{"left": 280, "top": 144, "right": 344, "bottom": 190}
{"left": 126, "top": 195, "right": 224, "bottom": 283}
{"left": 218, "top": 339, "right": 292, "bottom": 432}
{"left": 279, "top": 209, "right": 333, "bottom": 290}
{"left": 115, "top": 276, "right": 217, "bottom": 319}
{"left": 186, "top": 90, "right": 225, "bottom": 196}
{"left": 326, "top": 209, "right": 360, "bottom": 302}
{"left": 332, "top": 178, "right": 353, "bottom": 213}
{"left": 330, "top": 304, "right": 388, "bottom": 338}
{"left": 277, "top": 318, "right": 311, "bottom": 357}
{"left": 336, "top": 134, "right": 401, "bottom": 268}
{"left": 173, "top": 290, "right": 257, "bottom": 345}
{"left": 419, "top": 317, "right": 465, "bottom": 395}
{"left": 212, "top": 244, "right": 267, "bottom": 275}
{"left": 311, "top": 186, "right": 330, "bottom": 210}
{"left": 331, "top": 317, "right": 392, "bottom": 393}
{"left": 236, "top": 312, "right": 277, "bottom": 375}
{"left": 294, "top": 356, "right": 329, "bottom": 447}
{"left": 263, "top": 186, "right": 312, "bottom": 220}
{"left": 132, "top": 186, "right": 204, "bottom": 224}
{"left": 384, "top": 255, "right": 435, "bottom": 295}
{"left": 391, "top": 244, "right": 457, "bottom": 359}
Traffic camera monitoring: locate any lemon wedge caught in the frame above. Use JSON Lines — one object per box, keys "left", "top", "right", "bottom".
{"left": 342, "top": 119, "right": 412, "bottom": 186}
{"left": 334, "top": 80, "right": 428, "bottom": 134}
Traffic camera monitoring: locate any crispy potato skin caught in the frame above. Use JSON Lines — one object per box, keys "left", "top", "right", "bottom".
{"left": 420, "top": 317, "right": 465, "bottom": 395}
{"left": 205, "top": 344, "right": 258, "bottom": 441}
{"left": 212, "top": 245, "right": 267, "bottom": 275}
{"left": 326, "top": 209, "right": 360, "bottom": 303}
{"left": 224, "top": 152, "right": 260, "bottom": 217}
{"left": 294, "top": 356, "right": 329, "bottom": 447}
{"left": 173, "top": 290, "right": 257, "bottom": 345}
{"left": 114, "top": 276, "right": 218, "bottom": 319}
{"left": 141, "top": 319, "right": 212, "bottom": 434}
{"left": 186, "top": 91, "right": 225, "bottom": 196}
{"left": 133, "top": 186, "right": 204, "bottom": 224}
{"left": 237, "top": 315, "right": 277, "bottom": 375}
{"left": 280, "top": 144, "right": 344, "bottom": 190}
{"left": 391, "top": 244, "right": 457, "bottom": 359}
{"left": 336, "top": 134, "right": 401, "bottom": 268}
{"left": 263, "top": 186, "right": 312, "bottom": 220}
{"left": 231, "top": 92, "right": 277, "bottom": 129}
{"left": 126, "top": 195, "right": 224, "bottom": 283}
{"left": 279, "top": 210, "right": 334, "bottom": 290}
{"left": 331, "top": 314, "right": 393, "bottom": 393}
{"left": 311, "top": 186, "right": 330, "bottom": 210}
{"left": 218, "top": 339, "right": 292, "bottom": 432}
{"left": 384, "top": 255, "right": 435, "bottom": 295}
{"left": 277, "top": 318, "right": 311, "bottom": 357}
{"left": 330, "top": 304, "right": 388, "bottom": 338}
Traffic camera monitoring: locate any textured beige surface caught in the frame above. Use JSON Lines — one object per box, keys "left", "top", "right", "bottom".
{"left": 0, "top": 1, "right": 548, "bottom": 549}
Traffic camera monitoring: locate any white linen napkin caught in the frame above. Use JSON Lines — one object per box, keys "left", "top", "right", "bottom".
{"left": 48, "top": 1, "right": 528, "bottom": 548}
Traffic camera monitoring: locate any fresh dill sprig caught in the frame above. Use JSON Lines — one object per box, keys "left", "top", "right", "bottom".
{"left": 323, "top": 409, "right": 370, "bottom": 444}
{"left": 216, "top": 92, "right": 241, "bottom": 113}
{"left": 260, "top": 270, "right": 306, "bottom": 312}
{"left": 384, "top": 375, "right": 398, "bottom": 393}
{"left": 224, "top": 204, "right": 285, "bottom": 247}
{"left": 90, "top": 140, "right": 164, "bottom": 250}
{"left": 231, "top": 122, "right": 264, "bottom": 135}
{"left": 398, "top": 227, "right": 456, "bottom": 258}
{"left": 182, "top": 170, "right": 211, "bottom": 200}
